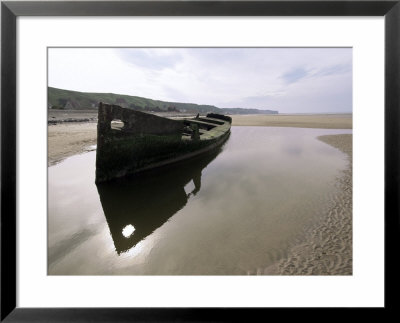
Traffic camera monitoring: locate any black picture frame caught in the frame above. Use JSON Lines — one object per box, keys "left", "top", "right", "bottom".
{"left": 1, "top": 0, "right": 399, "bottom": 321}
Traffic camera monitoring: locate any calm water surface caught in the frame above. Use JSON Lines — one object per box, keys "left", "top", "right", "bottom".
{"left": 48, "top": 127, "right": 351, "bottom": 275}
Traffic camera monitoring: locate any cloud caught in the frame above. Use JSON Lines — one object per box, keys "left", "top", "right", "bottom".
{"left": 282, "top": 67, "right": 309, "bottom": 84}
{"left": 48, "top": 47, "right": 352, "bottom": 113}
{"left": 312, "top": 64, "right": 351, "bottom": 77}
{"left": 115, "top": 48, "right": 182, "bottom": 71}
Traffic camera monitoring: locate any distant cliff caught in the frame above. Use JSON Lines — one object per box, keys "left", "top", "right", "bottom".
{"left": 222, "top": 107, "right": 278, "bottom": 115}
{"left": 48, "top": 87, "right": 278, "bottom": 115}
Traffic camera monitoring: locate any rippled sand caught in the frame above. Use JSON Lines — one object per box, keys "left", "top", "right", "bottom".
{"left": 263, "top": 134, "right": 352, "bottom": 275}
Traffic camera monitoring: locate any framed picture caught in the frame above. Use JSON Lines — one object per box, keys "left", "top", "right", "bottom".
{"left": 2, "top": 0, "right": 399, "bottom": 320}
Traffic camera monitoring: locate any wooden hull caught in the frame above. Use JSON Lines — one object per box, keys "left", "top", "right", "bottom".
{"left": 95, "top": 103, "right": 231, "bottom": 183}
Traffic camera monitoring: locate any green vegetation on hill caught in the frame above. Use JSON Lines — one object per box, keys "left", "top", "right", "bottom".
{"left": 48, "top": 87, "right": 278, "bottom": 114}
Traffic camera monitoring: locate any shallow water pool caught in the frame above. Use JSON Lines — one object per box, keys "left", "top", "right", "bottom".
{"left": 48, "top": 126, "right": 351, "bottom": 275}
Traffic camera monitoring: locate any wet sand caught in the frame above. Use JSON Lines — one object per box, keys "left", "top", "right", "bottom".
{"left": 263, "top": 134, "right": 352, "bottom": 275}
{"left": 48, "top": 122, "right": 97, "bottom": 166}
{"left": 231, "top": 114, "right": 352, "bottom": 129}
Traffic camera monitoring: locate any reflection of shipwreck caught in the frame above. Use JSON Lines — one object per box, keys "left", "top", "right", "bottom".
{"left": 95, "top": 103, "right": 231, "bottom": 183}
{"left": 96, "top": 147, "right": 223, "bottom": 254}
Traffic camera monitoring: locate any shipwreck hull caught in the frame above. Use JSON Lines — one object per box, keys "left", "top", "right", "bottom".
{"left": 95, "top": 103, "right": 231, "bottom": 183}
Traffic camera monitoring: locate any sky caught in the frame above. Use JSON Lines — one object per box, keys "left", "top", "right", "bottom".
{"left": 48, "top": 48, "right": 352, "bottom": 114}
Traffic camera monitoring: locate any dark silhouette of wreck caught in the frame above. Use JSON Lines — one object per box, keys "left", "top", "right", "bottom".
{"left": 95, "top": 103, "right": 231, "bottom": 183}
{"left": 96, "top": 146, "right": 223, "bottom": 255}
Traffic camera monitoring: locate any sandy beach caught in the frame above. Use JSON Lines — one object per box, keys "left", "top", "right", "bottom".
{"left": 48, "top": 122, "right": 97, "bottom": 166}
{"left": 48, "top": 113, "right": 352, "bottom": 275}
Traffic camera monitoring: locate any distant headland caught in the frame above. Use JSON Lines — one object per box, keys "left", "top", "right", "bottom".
{"left": 48, "top": 87, "right": 279, "bottom": 115}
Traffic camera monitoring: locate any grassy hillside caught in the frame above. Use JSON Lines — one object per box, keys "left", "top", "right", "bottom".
{"left": 48, "top": 87, "right": 278, "bottom": 114}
